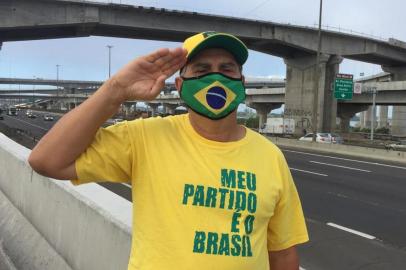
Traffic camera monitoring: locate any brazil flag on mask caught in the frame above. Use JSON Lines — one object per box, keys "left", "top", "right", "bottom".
{"left": 181, "top": 73, "right": 246, "bottom": 119}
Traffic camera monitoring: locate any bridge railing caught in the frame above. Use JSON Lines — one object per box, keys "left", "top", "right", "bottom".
{"left": 0, "top": 134, "right": 132, "bottom": 270}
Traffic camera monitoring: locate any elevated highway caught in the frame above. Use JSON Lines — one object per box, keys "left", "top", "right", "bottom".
{"left": 2, "top": 0, "right": 406, "bottom": 135}
{"left": 2, "top": 80, "right": 406, "bottom": 133}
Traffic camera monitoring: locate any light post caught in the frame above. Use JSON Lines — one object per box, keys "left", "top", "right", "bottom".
{"left": 32, "top": 76, "right": 36, "bottom": 107}
{"left": 312, "top": 0, "right": 323, "bottom": 142}
{"left": 370, "top": 87, "right": 377, "bottom": 141}
{"left": 107, "top": 45, "right": 113, "bottom": 78}
{"left": 56, "top": 64, "right": 60, "bottom": 97}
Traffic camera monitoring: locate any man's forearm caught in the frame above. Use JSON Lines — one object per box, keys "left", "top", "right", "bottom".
{"left": 269, "top": 247, "right": 299, "bottom": 270}
{"left": 29, "top": 78, "right": 124, "bottom": 176}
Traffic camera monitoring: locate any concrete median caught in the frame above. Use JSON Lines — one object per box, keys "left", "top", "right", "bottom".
{"left": 0, "top": 133, "right": 132, "bottom": 270}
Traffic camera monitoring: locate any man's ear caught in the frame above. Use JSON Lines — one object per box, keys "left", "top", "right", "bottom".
{"left": 175, "top": 76, "right": 183, "bottom": 94}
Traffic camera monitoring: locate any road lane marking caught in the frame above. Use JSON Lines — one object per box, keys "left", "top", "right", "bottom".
{"left": 3, "top": 115, "right": 48, "bottom": 131}
{"left": 299, "top": 267, "right": 306, "bottom": 270}
{"left": 327, "top": 222, "right": 376, "bottom": 240}
{"left": 122, "top": 183, "right": 131, "bottom": 188}
{"left": 290, "top": 168, "right": 328, "bottom": 177}
{"left": 309, "top": 161, "right": 371, "bottom": 172}
{"left": 283, "top": 149, "right": 406, "bottom": 170}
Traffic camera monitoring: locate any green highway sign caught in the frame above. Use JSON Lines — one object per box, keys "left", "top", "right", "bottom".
{"left": 334, "top": 73, "right": 353, "bottom": 100}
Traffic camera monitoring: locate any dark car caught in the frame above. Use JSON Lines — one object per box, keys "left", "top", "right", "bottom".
{"left": 27, "top": 113, "right": 37, "bottom": 119}
{"left": 0, "top": 115, "right": 3, "bottom": 120}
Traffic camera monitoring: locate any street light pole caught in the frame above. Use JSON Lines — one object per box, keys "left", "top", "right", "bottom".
{"left": 312, "top": 0, "right": 323, "bottom": 142}
{"left": 370, "top": 87, "right": 377, "bottom": 141}
{"left": 56, "top": 64, "right": 60, "bottom": 98}
{"left": 107, "top": 45, "right": 113, "bottom": 78}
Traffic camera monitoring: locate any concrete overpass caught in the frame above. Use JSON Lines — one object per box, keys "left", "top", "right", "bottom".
{"left": 2, "top": 0, "right": 406, "bottom": 134}
{"left": 2, "top": 80, "right": 406, "bottom": 134}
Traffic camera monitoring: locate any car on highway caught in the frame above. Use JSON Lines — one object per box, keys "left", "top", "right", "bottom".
{"left": 0, "top": 115, "right": 3, "bottom": 120}
{"left": 299, "top": 133, "right": 332, "bottom": 143}
{"left": 6, "top": 107, "right": 18, "bottom": 116}
{"left": 328, "top": 133, "right": 344, "bottom": 144}
{"left": 385, "top": 140, "right": 406, "bottom": 151}
{"left": 43, "top": 115, "right": 54, "bottom": 121}
{"left": 27, "top": 113, "right": 37, "bottom": 119}
{"left": 113, "top": 118, "right": 124, "bottom": 124}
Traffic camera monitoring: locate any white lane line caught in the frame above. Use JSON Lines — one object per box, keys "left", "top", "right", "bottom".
{"left": 299, "top": 267, "right": 306, "bottom": 270}
{"left": 290, "top": 168, "right": 328, "bottom": 177}
{"left": 309, "top": 160, "right": 371, "bottom": 172}
{"left": 284, "top": 149, "right": 406, "bottom": 170}
{"left": 4, "top": 115, "right": 48, "bottom": 131}
{"left": 327, "top": 222, "right": 376, "bottom": 240}
{"left": 122, "top": 183, "right": 131, "bottom": 188}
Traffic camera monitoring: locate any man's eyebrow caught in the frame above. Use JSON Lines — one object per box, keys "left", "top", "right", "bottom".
{"left": 190, "top": 62, "right": 211, "bottom": 69}
{"left": 220, "top": 62, "right": 239, "bottom": 68}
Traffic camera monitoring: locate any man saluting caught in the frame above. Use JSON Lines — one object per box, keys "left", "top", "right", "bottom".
{"left": 29, "top": 31, "right": 308, "bottom": 270}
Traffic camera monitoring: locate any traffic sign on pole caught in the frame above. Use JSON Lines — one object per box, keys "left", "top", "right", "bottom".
{"left": 334, "top": 73, "right": 353, "bottom": 100}
{"left": 354, "top": 82, "right": 362, "bottom": 94}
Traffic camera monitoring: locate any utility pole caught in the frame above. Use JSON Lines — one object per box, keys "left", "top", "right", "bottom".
{"left": 312, "top": 0, "right": 323, "bottom": 142}
{"left": 107, "top": 45, "right": 113, "bottom": 78}
{"left": 370, "top": 87, "right": 377, "bottom": 141}
{"left": 56, "top": 64, "right": 60, "bottom": 98}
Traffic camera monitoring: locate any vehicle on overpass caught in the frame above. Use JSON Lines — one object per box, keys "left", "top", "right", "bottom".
{"left": 259, "top": 117, "right": 295, "bottom": 135}
{"left": 385, "top": 140, "right": 406, "bottom": 151}
{"left": 299, "top": 133, "right": 332, "bottom": 143}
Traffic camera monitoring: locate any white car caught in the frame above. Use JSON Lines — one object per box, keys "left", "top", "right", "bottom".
{"left": 385, "top": 140, "right": 406, "bottom": 151}
{"left": 113, "top": 118, "right": 124, "bottom": 124}
{"left": 299, "top": 133, "right": 332, "bottom": 143}
{"left": 328, "top": 133, "right": 344, "bottom": 144}
{"left": 43, "top": 115, "right": 54, "bottom": 121}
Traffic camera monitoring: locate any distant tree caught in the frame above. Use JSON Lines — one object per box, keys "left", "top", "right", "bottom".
{"left": 375, "top": 127, "right": 390, "bottom": 134}
{"left": 245, "top": 116, "right": 259, "bottom": 128}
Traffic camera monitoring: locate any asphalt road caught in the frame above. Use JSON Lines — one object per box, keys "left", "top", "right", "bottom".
{"left": 281, "top": 147, "right": 406, "bottom": 270}
{"left": 1, "top": 112, "right": 406, "bottom": 269}
{"left": 0, "top": 109, "right": 61, "bottom": 140}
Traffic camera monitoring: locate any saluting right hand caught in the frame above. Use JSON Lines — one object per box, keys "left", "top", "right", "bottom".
{"left": 109, "top": 47, "right": 187, "bottom": 103}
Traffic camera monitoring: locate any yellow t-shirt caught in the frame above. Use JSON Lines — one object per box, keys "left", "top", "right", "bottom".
{"left": 73, "top": 113, "right": 308, "bottom": 270}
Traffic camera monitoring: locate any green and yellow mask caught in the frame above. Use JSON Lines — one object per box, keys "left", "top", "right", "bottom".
{"left": 180, "top": 73, "right": 246, "bottom": 120}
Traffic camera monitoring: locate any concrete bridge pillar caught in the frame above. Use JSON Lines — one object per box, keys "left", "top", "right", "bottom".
{"left": 284, "top": 54, "right": 343, "bottom": 135}
{"left": 392, "top": 106, "right": 406, "bottom": 136}
{"left": 337, "top": 104, "right": 368, "bottom": 133}
{"left": 146, "top": 103, "right": 160, "bottom": 117}
{"left": 363, "top": 106, "right": 374, "bottom": 129}
{"left": 382, "top": 66, "right": 406, "bottom": 136}
{"left": 163, "top": 103, "right": 178, "bottom": 115}
{"left": 378, "top": 106, "right": 389, "bottom": 128}
{"left": 246, "top": 103, "right": 282, "bottom": 129}
{"left": 359, "top": 111, "right": 365, "bottom": 129}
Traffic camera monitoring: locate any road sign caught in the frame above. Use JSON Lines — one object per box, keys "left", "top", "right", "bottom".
{"left": 354, "top": 82, "right": 362, "bottom": 94}
{"left": 334, "top": 73, "right": 353, "bottom": 100}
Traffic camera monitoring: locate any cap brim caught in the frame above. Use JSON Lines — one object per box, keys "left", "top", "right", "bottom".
{"left": 187, "top": 34, "right": 248, "bottom": 65}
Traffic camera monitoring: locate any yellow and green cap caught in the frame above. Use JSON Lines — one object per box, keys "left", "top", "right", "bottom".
{"left": 183, "top": 31, "right": 248, "bottom": 65}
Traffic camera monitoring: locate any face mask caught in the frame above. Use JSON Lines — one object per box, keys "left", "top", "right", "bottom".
{"left": 180, "top": 72, "right": 246, "bottom": 120}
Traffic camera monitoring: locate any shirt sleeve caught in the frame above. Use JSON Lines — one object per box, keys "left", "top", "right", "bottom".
{"left": 71, "top": 121, "right": 134, "bottom": 185}
{"left": 267, "top": 150, "right": 309, "bottom": 251}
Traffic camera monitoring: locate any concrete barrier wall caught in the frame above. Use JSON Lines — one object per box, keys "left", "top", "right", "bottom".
{"left": 0, "top": 133, "right": 132, "bottom": 270}
{"left": 268, "top": 137, "right": 406, "bottom": 164}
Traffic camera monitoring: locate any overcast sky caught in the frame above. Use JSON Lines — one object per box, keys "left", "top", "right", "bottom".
{"left": 1, "top": 0, "right": 405, "bottom": 88}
